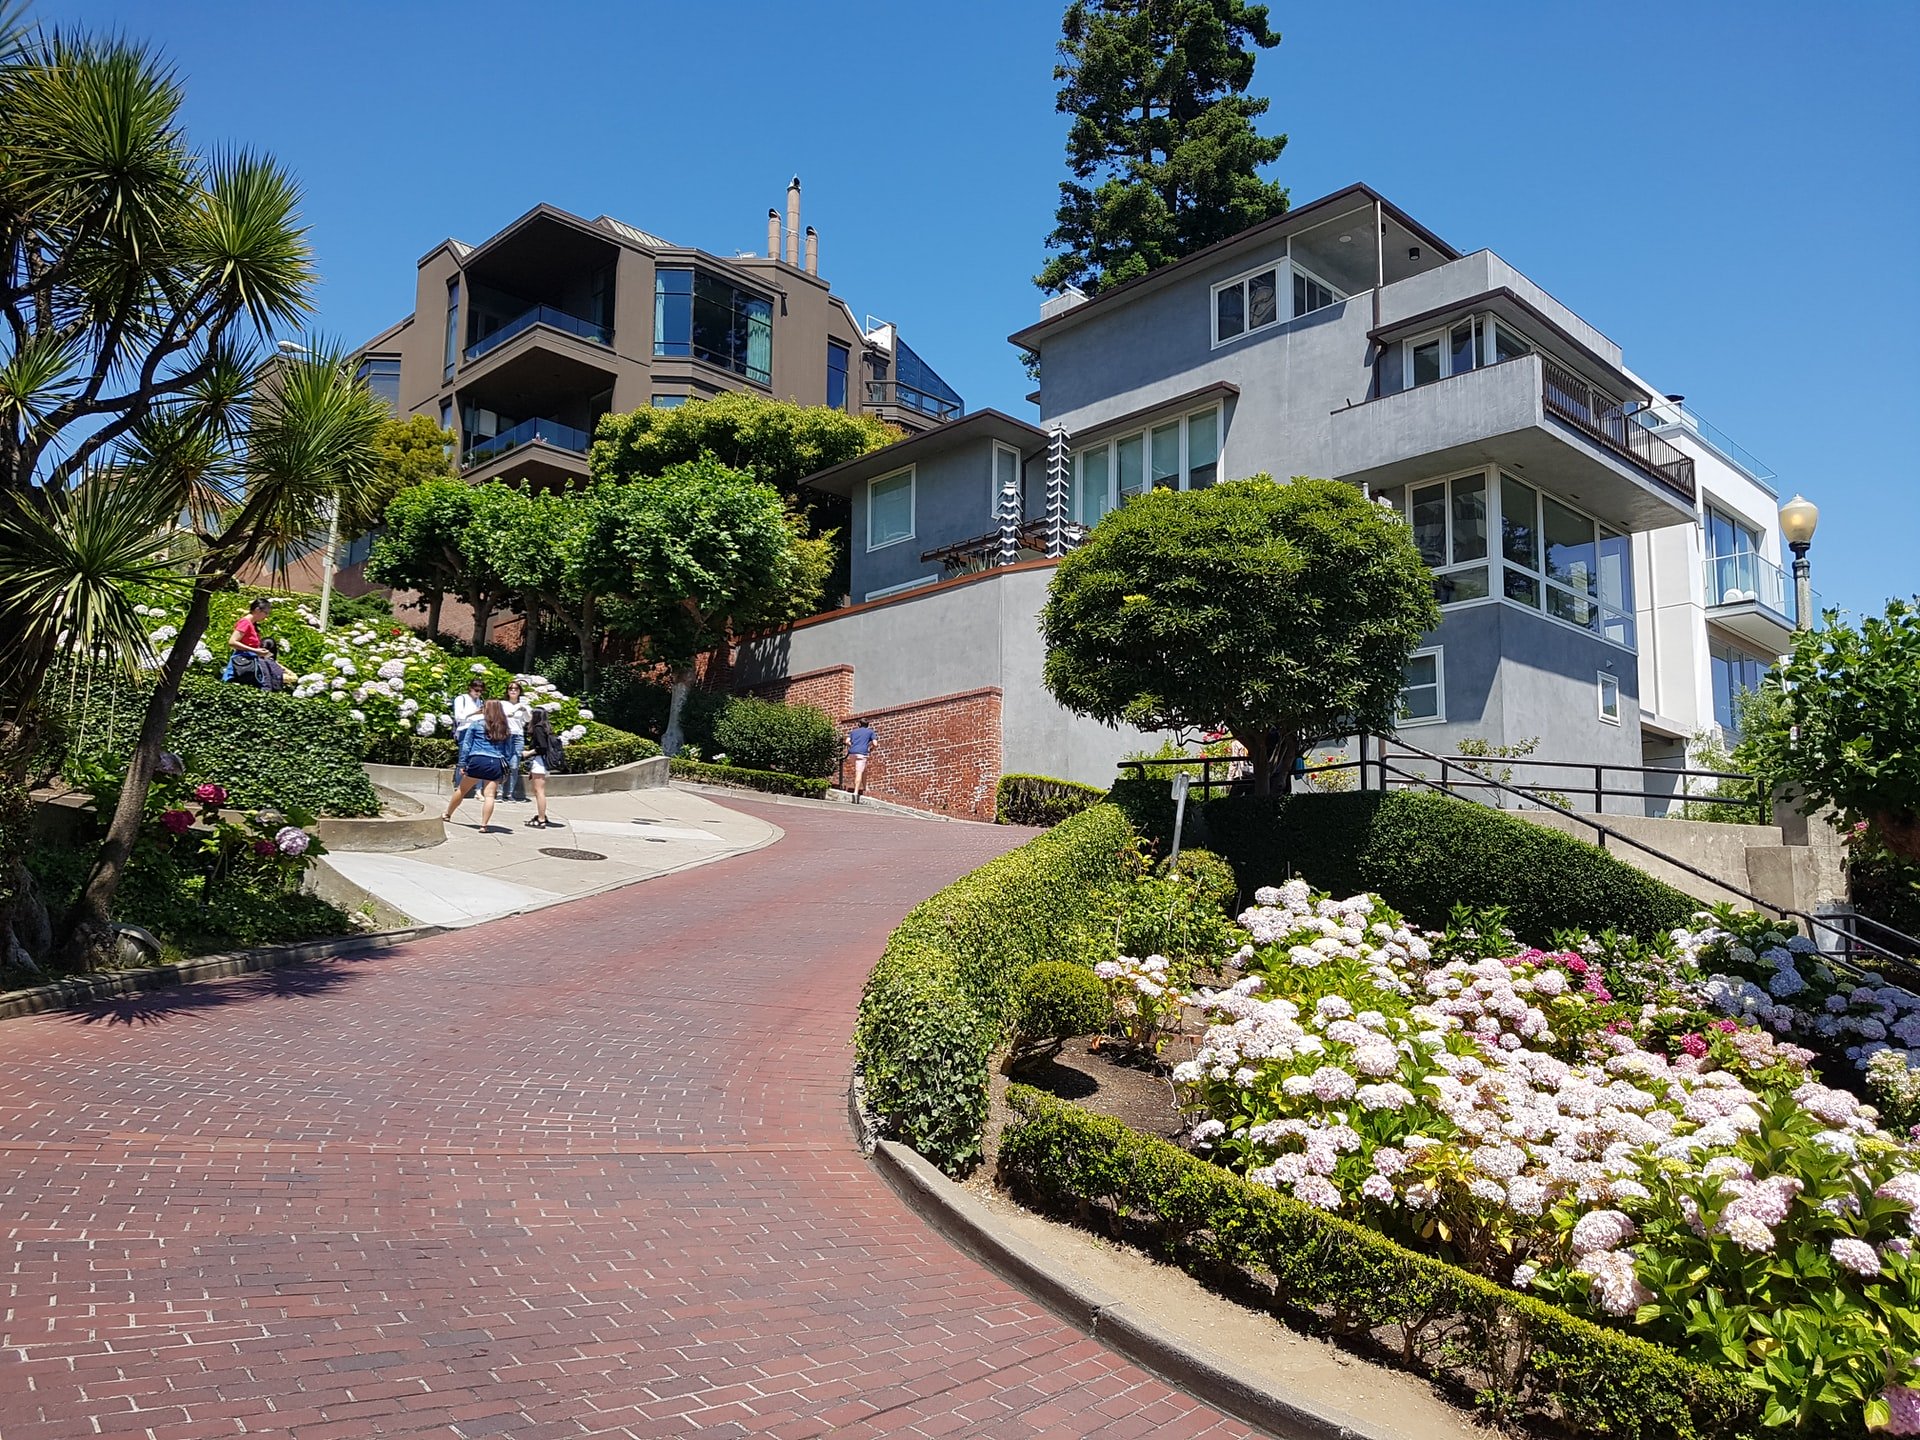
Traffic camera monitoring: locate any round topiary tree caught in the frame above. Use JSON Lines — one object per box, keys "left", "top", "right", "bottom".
{"left": 1041, "top": 477, "right": 1440, "bottom": 794}
{"left": 1007, "top": 960, "right": 1112, "bottom": 1072}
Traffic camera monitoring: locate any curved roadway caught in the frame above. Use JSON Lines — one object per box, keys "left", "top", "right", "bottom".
{"left": 0, "top": 797, "right": 1253, "bottom": 1439}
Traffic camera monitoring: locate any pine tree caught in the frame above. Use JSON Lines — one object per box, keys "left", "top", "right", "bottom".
{"left": 1037, "top": 0, "right": 1289, "bottom": 296}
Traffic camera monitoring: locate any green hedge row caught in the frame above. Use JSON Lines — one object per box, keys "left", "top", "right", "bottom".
{"left": 994, "top": 773, "right": 1109, "bottom": 827}
{"left": 1000, "top": 1087, "right": 1756, "bottom": 1440}
{"left": 668, "top": 757, "right": 830, "bottom": 798}
{"left": 364, "top": 727, "right": 659, "bottom": 773}
{"left": 711, "top": 696, "right": 839, "bottom": 778}
{"left": 1122, "top": 785, "right": 1696, "bottom": 943}
{"left": 855, "top": 804, "right": 1135, "bottom": 1173}
{"left": 50, "top": 667, "right": 379, "bottom": 818}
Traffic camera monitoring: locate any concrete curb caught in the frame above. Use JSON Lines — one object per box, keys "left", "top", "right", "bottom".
{"left": 675, "top": 780, "right": 990, "bottom": 825}
{"left": 869, "top": 1137, "right": 1388, "bottom": 1440}
{"left": 0, "top": 926, "right": 445, "bottom": 1023}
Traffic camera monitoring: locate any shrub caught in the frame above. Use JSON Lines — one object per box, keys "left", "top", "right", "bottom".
{"left": 1155, "top": 846, "right": 1238, "bottom": 913}
{"left": 51, "top": 666, "right": 379, "bottom": 818}
{"left": 364, "top": 725, "right": 656, "bottom": 774}
{"left": 855, "top": 804, "right": 1136, "bottom": 1172}
{"left": 1201, "top": 790, "right": 1695, "bottom": 943}
{"left": 1105, "top": 775, "right": 1205, "bottom": 858}
{"left": 1000, "top": 1087, "right": 1756, "bottom": 1440}
{"left": 1008, "top": 960, "right": 1111, "bottom": 1068}
{"left": 668, "top": 757, "right": 829, "bottom": 798}
{"left": 711, "top": 695, "right": 839, "bottom": 778}
{"left": 995, "top": 773, "right": 1109, "bottom": 827}
{"left": 1110, "top": 871, "right": 1237, "bottom": 969}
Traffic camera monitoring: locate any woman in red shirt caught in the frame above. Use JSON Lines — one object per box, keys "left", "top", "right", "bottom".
{"left": 228, "top": 598, "right": 283, "bottom": 689}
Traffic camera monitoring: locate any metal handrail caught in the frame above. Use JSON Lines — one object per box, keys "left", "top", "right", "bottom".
{"left": 1540, "top": 355, "right": 1696, "bottom": 503}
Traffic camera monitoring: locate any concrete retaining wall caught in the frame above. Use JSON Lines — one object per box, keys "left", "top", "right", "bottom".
{"left": 363, "top": 754, "right": 668, "bottom": 799}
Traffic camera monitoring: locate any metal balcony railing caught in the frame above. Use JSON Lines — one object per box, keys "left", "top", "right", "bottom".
{"left": 1539, "top": 355, "right": 1697, "bottom": 503}
{"left": 463, "top": 304, "right": 611, "bottom": 363}
{"left": 865, "top": 379, "right": 962, "bottom": 422}
{"left": 462, "top": 417, "right": 590, "bottom": 468}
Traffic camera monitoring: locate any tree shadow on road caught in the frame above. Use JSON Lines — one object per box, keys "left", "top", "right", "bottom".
{"left": 55, "top": 957, "right": 373, "bottom": 1028}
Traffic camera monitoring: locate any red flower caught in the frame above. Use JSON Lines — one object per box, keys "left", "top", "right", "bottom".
{"left": 253, "top": 838, "right": 278, "bottom": 857}
{"left": 1680, "top": 1032, "right": 1709, "bottom": 1058}
{"left": 160, "top": 809, "right": 193, "bottom": 836}
{"left": 194, "top": 782, "right": 228, "bottom": 805}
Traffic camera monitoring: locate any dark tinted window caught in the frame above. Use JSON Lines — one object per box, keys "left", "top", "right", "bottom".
{"left": 354, "top": 356, "right": 401, "bottom": 413}
{"left": 654, "top": 267, "right": 771, "bottom": 384}
{"left": 826, "top": 340, "right": 849, "bottom": 410}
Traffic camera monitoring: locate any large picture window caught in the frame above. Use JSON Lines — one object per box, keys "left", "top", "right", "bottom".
{"left": 1385, "top": 468, "right": 1636, "bottom": 649}
{"left": 1711, "top": 641, "right": 1768, "bottom": 735}
{"left": 826, "top": 340, "right": 849, "bottom": 411}
{"left": 654, "top": 268, "right": 773, "bottom": 385}
{"left": 867, "top": 468, "right": 914, "bottom": 550}
{"left": 1073, "top": 406, "right": 1221, "bottom": 523}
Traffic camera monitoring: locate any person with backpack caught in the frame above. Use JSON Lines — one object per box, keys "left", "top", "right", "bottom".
{"left": 443, "top": 700, "right": 511, "bottom": 831}
{"left": 524, "top": 707, "right": 568, "bottom": 830}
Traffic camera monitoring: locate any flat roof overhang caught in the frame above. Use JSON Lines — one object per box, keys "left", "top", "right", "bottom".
{"left": 1706, "top": 602, "right": 1795, "bottom": 655}
{"left": 462, "top": 443, "right": 590, "bottom": 491}
{"left": 801, "top": 409, "right": 1046, "bottom": 498}
{"left": 1330, "top": 355, "right": 1696, "bottom": 533}
{"left": 1369, "top": 287, "right": 1650, "bottom": 404}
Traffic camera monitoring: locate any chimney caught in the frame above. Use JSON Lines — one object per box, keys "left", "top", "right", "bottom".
{"left": 804, "top": 226, "right": 818, "bottom": 275}
{"left": 766, "top": 209, "right": 781, "bottom": 260}
{"left": 785, "top": 176, "right": 801, "bottom": 266}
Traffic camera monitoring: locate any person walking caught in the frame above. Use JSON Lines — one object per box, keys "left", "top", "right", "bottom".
{"left": 500, "top": 679, "right": 532, "bottom": 802}
{"left": 844, "top": 716, "right": 877, "bottom": 804}
{"left": 523, "top": 707, "right": 568, "bottom": 830}
{"left": 443, "top": 700, "right": 511, "bottom": 831}
{"left": 452, "top": 677, "right": 487, "bottom": 782}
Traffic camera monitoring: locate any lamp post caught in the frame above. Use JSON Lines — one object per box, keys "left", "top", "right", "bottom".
{"left": 277, "top": 338, "right": 340, "bottom": 632}
{"left": 1778, "top": 494, "right": 1819, "bottom": 632}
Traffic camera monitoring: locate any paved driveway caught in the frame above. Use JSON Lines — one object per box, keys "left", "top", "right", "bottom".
{"left": 0, "top": 797, "right": 1253, "bottom": 1439}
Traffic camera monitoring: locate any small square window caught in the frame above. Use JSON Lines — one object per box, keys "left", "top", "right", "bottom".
{"left": 1598, "top": 670, "right": 1622, "bottom": 724}
{"left": 1398, "top": 649, "right": 1444, "bottom": 725}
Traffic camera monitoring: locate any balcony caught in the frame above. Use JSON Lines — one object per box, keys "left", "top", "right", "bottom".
{"left": 1703, "top": 551, "right": 1813, "bottom": 649}
{"left": 461, "top": 417, "right": 591, "bottom": 487}
{"left": 1329, "top": 353, "right": 1697, "bottom": 533}
{"left": 464, "top": 304, "right": 610, "bottom": 364}
{"left": 865, "top": 379, "right": 961, "bottom": 428}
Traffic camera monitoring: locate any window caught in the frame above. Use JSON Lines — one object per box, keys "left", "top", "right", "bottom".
{"left": 1073, "top": 406, "right": 1222, "bottom": 522}
{"left": 651, "top": 394, "right": 686, "bottom": 409}
{"left": 1710, "top": 641, "right": 1768, "bottom": 735}
{"left": 1393, "top": 314, "right": 1531, "bottom": 391}
{"left": 992, "top": 443, "right": 1023, "bottom": 516}
{"left": 1598, "top": 670, "right": 1621, "bottom": 724}
{"left": 1388, "top": 468, "right": 1636, "bottom": 648}
{"left": 1399, "top": 649, "right": 1444, "bottom": 726}
{"left": 653, "top": 267, "right": 773, "bottom": 384}
{"left": 354, "top": 356, "right": 401, "bottom": 413}
{"left": 826, "top": 340, "right": 850, "bottom": 411}
{"left": 1213, "top": 261, "right": 1343, "bottom": 346}
{"left": 867, "top": 468, "right": 914, "bottom": 550}
{"left": 443, "top": 278, "right": 461, "bottom": 383}
{"left": 437, "top": 399, "right": 455, "bottom": 456}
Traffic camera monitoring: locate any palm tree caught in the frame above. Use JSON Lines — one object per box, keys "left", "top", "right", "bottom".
{"left": 56, "top": 345, "right": 389, "bottom": 967}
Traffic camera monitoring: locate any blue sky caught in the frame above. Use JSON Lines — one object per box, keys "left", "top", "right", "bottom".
{"left": 34, "top": 0, "right": 1920, "bottom": 618}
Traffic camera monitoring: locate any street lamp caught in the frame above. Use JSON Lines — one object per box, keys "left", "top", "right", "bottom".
{"left": 1779, "top": 494, "right": 1819, "bottom": 632}
{"left": 277, "top": 338, "right": 341, "bottom": 633}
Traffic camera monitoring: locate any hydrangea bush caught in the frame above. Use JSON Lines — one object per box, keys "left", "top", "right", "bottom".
{"left": 133, "top": 590, "right": 593, "bottom": 746}
{"left": 1172, "top": 879, "right": 1920, "bottom": 1433}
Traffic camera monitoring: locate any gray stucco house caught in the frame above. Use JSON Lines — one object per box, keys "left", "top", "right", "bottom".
{"left": 731, "top": 184, "right": 1771, "bottom": 817}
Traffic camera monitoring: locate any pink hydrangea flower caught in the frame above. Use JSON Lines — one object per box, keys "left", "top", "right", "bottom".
{"left": 1830, "top": 1237, "right": 1880, "bottom": 1277}
{"left": 193, "top": 782, "right": 227, "bottom": 805}
{"left": 160, "top": 809, "right": 193, "bottom": 836}
{"left": 1679, "top": 1033, "right": 1709, "bottom": 1058}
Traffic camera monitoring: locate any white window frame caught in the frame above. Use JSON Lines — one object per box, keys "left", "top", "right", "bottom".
{"left": 866, "top": 466, "right": 916, "bottom": 551}
{"left": 1404, "top": 470, "right": 1495, "bottom": 609}
{"left": 1072, "top": 405, "right": 1223, "bottom": 521}
{"left": 1210, "top": 261, "right": 1282, "bottom": 348}
{"left": 991, "top": 442, "right": 1023, "bottom": 518}
{"left": 1399, "top": 313, "right": 1532, "bottom": 390}
{"left": 1398, "top": 648, "right": 1446, "bottom": 727}
{"left": 1290, "top": 260, "right": 1343, "bottom": 319}
{"left": 1598, "top": 670, "right": 1622, "bottom": 724}
{"left": 863, "top": 574, "right": 938, "bottom": 603}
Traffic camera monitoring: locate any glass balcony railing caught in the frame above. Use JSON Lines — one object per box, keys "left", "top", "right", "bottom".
{"left": 865, "top": 379, "right": 962, "bottom": 422}
{"left": 1704, "top": 551, "right": 1794, "bottom": 623}
{"left": 463, "top": 305, "right": 611, "bottom": 363}
{"left": 463, "top": 417, "right": 590, "bottom": 468}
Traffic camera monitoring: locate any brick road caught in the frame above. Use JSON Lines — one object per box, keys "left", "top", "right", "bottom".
{"left": 0, "top": 799, "right": 1254, "bottom": 1439}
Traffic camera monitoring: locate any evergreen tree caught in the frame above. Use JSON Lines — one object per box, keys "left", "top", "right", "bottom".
{"left": 1037, "top": 0, "right": 1289, "bottom": 296}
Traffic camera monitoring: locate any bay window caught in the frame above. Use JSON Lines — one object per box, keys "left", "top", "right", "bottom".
{"left": 1074, "top": 406, "right": 1221, "bottom": 523}
{"left": 1212, "top": 261, "right": 1343, "bottom": 346}
{"left": 1385, "top": 313, "right": 1533, "bottom": 394}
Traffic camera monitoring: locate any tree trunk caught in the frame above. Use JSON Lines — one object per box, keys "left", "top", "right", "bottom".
{"left": 1271, "top": 731, "right": 1302, "bottom": 795}
{"left": 426, "top": 589, "right": 443, "bottom": 639}
{"left": 520, "top": 593, "right": 538, "bottom": 670}
{"left": 470, "top": 596, "right": 492, "bottom": 652}
{"left": 1874, "top": 809, "right": 1920, "bottom": 868}
{"left": 1240, "top": 730, "right": 1272, "bottom": 797}
{"left": 577, "top": 596, "right": 597, "bottom": 697}
{"left": 60, "top": 580, "right": 215, "bottom": 968}
{"left": 661, "top": 673, "right": 692, "bottom": 758}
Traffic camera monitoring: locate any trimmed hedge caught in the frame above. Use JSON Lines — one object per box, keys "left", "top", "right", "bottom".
{"left": 855, "top": 804, "right": 1135, "bottom": 1173}
{"left": 668, "top": 757, "right": 829, "bottom": 798}
{"left": 52, "top": 667, "right": 379, "bottom": 818}
{"left": 365, "top": 726, "right": 658, "bottom": 774}
{"left": 1192, "top": 789, "right": 1697, "bottom": 943}
{"left": 1000, "top": 1087, "right": 1757, "bottom": 1440}
{"left": 1106, "top": 774, "right": 1205, "bottom": 857}
{"left": 712, "top": 695, "right": 839, "bottom": 778}
{"left": 994, "top": 773, "right": 1108, "bottom": 827}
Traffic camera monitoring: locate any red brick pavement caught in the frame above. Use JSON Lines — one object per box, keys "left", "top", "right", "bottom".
{"left": 0, "top": 800, "right": 1256, "bottom": 1440}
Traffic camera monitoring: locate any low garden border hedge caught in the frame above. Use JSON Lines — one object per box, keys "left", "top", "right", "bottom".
{"left": 994, "top": 773, "right": 1108, "bottom": 827}
{"left": 855, "top": 803, "right": 1135, "bottom": 1173}
{"left": 668, "top": 757, "right": 830, "bottom": 798}
{"left": 999, "top": 1087, "right": 1757, "bottom": 1440}
{"left": 364, "top": 727, "right": 658, "bottom": 773}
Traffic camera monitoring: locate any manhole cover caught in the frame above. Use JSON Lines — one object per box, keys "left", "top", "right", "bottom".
{"left": 538, "top": 847, "right": 606, "bottom": 862}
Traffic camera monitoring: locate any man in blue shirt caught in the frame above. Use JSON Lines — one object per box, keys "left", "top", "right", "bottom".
{"left": 845, "top": 718, "right": 878, "bottom": 804}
